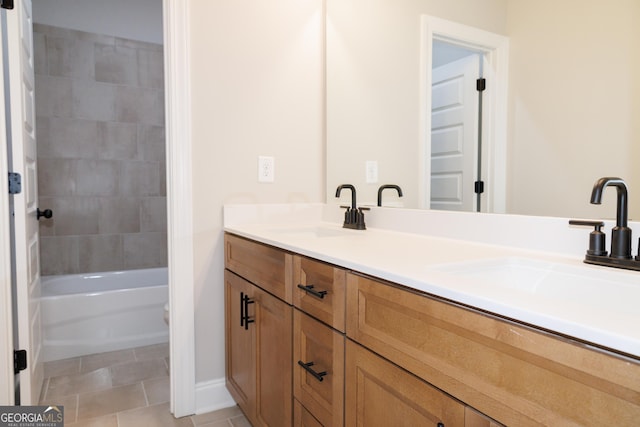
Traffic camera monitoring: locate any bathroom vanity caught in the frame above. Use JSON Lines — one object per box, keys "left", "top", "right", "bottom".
{"left": 223, "top": 205, "right": 640, "bottom": 426}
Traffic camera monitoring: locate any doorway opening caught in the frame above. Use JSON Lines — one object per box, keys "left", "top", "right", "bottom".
{"left": 420, "top": 15, "right": 509, "bottom": 213}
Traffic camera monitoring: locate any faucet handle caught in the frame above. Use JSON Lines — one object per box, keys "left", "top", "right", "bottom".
{"left": 569, "top": 220, "right": 607, "bottom": 256}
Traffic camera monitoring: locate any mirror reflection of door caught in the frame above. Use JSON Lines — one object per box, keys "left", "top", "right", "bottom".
{"left": 430, "top": 41, "right": 483, "bottom": 212}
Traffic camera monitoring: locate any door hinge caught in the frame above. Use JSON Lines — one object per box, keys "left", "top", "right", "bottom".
{"left": 1, "top": 0, "right": 14, "bottom": 10}
{"left": 14, "top": 349, "right": 27, "bottom": 374}
{"left": 476, "top": 78, "right": 486, "bottom": 92}
{"left": 474, "top": 180, "right": 485, "bottom": 194}
{"left": 8, "top": 172, "right": 21, "bottom": 194}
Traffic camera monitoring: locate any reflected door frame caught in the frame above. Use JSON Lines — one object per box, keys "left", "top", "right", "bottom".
{"left": 420, "top": 16, "right": 509, "bottom": 213}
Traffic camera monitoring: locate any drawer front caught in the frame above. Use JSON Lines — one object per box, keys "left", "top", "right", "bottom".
{"left": 294, "top": 399, "right": 324, "bottom": 427}
{"left": 294, "top": 309, "right": 345, "bottom": 427}
{"left": 346, "top": 272, "right": 640, "bottom": 426}
{"left": 345, "top": 339, "right": 464, "bottom": 427}
{"left": 293, "top": 256, "right": 346, "bottom": 331}
{"left": 225, "top": 233, "right": 293, "bottom": 303}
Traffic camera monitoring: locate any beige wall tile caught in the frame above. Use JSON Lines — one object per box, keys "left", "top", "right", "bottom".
{"left": 123, "top": 232, "right": 167, "bottom": 269}
{"left": 98, "top": 197, "right": 140, "bottom": 234}
{"left": 98, "top": 122, "right": 138, "bottom": 160}
{"left": 35, "top": 75, "right": 72, "bottom": 118}
{"left": 34, "top": 25, "right": 167, "bottom": 275}
{"left": 72, "top": 80, "right": 116, "bottom": 122}
{"left": 77, "top": 235, "right": 124, "bottom": 273}
{"left": 76, "top": 160, "right": 119, "bottom": 196}
{"left": 40, "top": 236, "right": 79, "bottom": 275}
{"left": 95, "top": 44, "right": 137, "bottom": 85}
{"left": 140, "top": 197, "right": 167, "bottom": 232}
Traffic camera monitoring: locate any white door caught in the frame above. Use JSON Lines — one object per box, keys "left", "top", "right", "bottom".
{"left": 430, "top": 54, "right": 480, "bottom": 211}
{"left": 5, "top": 0, "right": 44, "bottom": 405}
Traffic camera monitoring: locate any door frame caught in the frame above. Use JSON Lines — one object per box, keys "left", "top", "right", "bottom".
{"left": 163, "top": 0, "right": 196, "bottom": 418}
{"left": 0, "top": 1, "right": 197, "bottom": 410}
{"left": 0, "top": 7, "right": 15, "bottom": 403}
{"left": 419, "top": 15, "right": 509, "bottom": 212}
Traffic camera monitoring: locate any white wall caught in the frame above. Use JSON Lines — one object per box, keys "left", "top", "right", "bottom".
{"left": 189, "top": 0, "right": 324, "bottom": 383}
{"left": 32, "top": 0, "right": 162, "bottom": 44}
{"left": 506, "top": 0, "right": 640, "bottom": 219}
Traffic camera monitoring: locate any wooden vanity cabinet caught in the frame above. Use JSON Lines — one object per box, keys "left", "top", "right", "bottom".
{"left": 224, "top": 234, "right": 293, "bottom": 427}
{"left": 345, "top": 272, "right": 640, "bottom": 426}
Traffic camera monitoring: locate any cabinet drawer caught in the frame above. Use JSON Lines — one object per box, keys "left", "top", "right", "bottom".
{"left": 345, "top": 339, "right": 464, "bottom": 427}
{"left": 293, "top": 256, "right": 346, "bottom": 331}
{"left": 294, "top": 399, "right": 324, "bottom": 427}
{"left": 346, "top": 272, "right": 640, "bottom": 426}
{"left": 225, "top": 233, "right": 293, "bottom": 303}
{"left": 294, "top": 309, "right": 345, "bottom": 427}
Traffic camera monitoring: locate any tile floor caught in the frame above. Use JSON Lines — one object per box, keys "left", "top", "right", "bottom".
{"left": 40, "top": 343, "right": 249, "bottom": 426}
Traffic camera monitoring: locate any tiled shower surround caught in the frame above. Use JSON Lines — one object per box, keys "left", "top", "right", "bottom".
{"left": 34, "top": 24, "right": 167, "bottom": 275}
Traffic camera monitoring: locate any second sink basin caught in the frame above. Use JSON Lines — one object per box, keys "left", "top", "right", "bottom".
{"left": 432, "top": 257, "right": 638, "bottom": 314}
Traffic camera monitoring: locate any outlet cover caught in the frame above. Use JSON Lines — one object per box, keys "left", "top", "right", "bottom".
{"left": 258, "top": 156, "right": 275, "bottom": 182}
{"left": 365, "top": 160, "right": 378, "bottom": 183}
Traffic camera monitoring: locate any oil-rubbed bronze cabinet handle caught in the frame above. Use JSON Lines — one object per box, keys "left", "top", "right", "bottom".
{"left": 297, "top": 360, "right": 327, "bottom": 382}
{"left": 297, "top": 284, "right": 327, "bottom": 299}
{"left": 243, "top": 294, "right": 254, "bottom": 330}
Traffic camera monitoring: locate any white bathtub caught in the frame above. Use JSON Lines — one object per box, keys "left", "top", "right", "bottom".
{"left": 41, "top": 267, "right": 169, "bottom": 362}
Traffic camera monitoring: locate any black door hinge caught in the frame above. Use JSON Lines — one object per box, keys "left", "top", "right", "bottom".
{"left": 14, "top": 349, "right": 27, "bottom": 374}
{"left": 476, "top": 78, "right": 486, "bottom": 92}
{"left": 8, "top": 172, "right": 21, "bottom": 194}
{"left": 1, "top": 0, "right": 14, "bottom": 10}
{"left": 474, "top": 180, "right": 485, "bottom": 194}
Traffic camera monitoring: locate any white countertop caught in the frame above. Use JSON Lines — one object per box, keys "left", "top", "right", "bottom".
{"left": 224, "top": 204, "right": 640, "bottom": 359}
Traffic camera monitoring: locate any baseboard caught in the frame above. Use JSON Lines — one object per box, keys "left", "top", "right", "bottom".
{"left": 195, "top": 377, "right": 236, "bottom": 415}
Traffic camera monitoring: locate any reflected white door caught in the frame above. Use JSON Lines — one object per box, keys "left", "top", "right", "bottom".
{"left": 430, "top": 54, "right": 480, "bottom": 211}
{"left": 5, "top": 0, "right": 44, "bottom": 404}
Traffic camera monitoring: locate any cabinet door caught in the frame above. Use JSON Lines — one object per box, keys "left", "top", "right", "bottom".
{"left": 253, "top": 284, "right": 293, "bottom": 427}
{"left": 294, "top": 309, "right": 344, "bottom": 426}
{"left": 225, "top": 270, "right": 256, "bottom": 419}
{"left": 345, "top": 340, "right": 464, "bottom": 427}
{"left": 293, "top": 256, "right": 346, "bottom": 332}
{"left": 294, "top": 399, "right": 324, "bottom": 427}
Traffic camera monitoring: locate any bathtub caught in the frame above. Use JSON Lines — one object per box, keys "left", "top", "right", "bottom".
{"left": 41, "top": 267, "right": 169, "bottom": 362}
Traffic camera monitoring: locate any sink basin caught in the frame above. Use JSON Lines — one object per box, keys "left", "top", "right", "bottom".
{"left": 268, "top": 225, "right": 355, "bottom": 239}
{"left": 433, "top": 257, "right": 639, "bottom": 314}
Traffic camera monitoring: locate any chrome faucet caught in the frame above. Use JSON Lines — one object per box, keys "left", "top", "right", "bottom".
{"left": 590, "top": 177, "right": 632, "bottom": 259}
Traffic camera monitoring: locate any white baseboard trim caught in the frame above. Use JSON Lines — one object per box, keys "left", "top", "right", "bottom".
{"left": 195, "top": 377, "right": 236, "bottom": 415}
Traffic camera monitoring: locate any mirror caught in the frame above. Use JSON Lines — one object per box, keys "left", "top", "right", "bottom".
{"left": 327, "top": 0, "right": 640, "bottom": 220}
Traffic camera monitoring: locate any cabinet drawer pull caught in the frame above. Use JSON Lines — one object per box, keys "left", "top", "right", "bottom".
{"left": 297, "top": 360, "right": 327, "bottom": 382}
{"left": 437, "top": 423, "right": 444, "bottom": 427}
{"left": 297, "top": 284, "right": 328, "bottom": 299}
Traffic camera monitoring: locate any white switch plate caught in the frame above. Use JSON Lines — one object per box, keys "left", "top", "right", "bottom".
{"left": 258, "top": 156, "right": 275, "bottom": 182}
{"left": 365, "top": 160, "right": 378, "bottom": 183}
